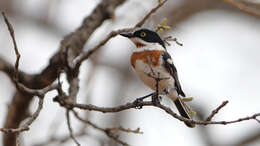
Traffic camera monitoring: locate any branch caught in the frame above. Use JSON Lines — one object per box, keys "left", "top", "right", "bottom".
{"left": 2, "top": 12, "right": 20, "bottom": 82}
{"left": 135, "top": 0, "right": 168, "bottom": 27}
{"left": 0, "top": 57, "right": 32, "bottom": 84}
{"left": 0, "top": 98, "right": 44, "bottom": 133}
{"left": 2, "top": 11, "right": 59, "bottom": 96}
{"left": 72, "top": 110, "right": 140, "bottom": 146}
{"left": 66, "top": 110, "right": 81, "bottom": 146}
{"left": 223, "top": 0, "right": 260, "bottom": 17}
{"left": 32, "top": 131, "right": 88, "bottom": 146}
{"left": 106, "top": 127, "right": 143, "bottom": 134}
{"left": 206, "top": 100, "right": 229, "bottom": 121}
{"left": 55, "top": 97, "right": 260, "bottom": 126}
{"left": 163, "top": 36, "right": 183, "bottom": 46}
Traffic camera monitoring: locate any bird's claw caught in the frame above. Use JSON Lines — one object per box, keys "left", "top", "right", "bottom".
{"left": 133, "top": 98, "right": 144, "bottom": 109}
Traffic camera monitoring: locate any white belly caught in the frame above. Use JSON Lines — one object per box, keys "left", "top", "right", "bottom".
{"left": 134, "top": 60, "right": 175, "bottom": 93}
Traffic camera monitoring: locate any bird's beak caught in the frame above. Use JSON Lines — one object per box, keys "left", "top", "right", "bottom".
{"left": 120, "top": 32, "right": 133, "bottom": 38}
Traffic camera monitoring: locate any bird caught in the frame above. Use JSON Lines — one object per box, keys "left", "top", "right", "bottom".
{"left": 120, "top": 28, "right": 195, "bottom": 128}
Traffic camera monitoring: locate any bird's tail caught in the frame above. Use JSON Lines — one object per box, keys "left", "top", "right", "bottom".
{"left": 174, "top": 97, "right": 195, "bottom": 128}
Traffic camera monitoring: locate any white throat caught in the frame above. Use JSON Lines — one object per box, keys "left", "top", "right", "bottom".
{"left": 130, "top": 38, "right": 165, "bottom": 52}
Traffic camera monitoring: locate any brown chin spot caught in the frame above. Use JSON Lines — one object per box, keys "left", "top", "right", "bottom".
{"left": 135, "top": 42, "right": 146, "bottom": 48}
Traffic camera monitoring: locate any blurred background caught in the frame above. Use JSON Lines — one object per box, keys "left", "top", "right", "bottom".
{"left": 0, "top": 0, "right": 260, "bottom": 146}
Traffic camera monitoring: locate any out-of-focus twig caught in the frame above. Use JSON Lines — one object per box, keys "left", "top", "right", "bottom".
{"left": 66, "top": 110, "right": 81, "bottom": 146}
{"left": 223, "top": 0, "right": 260, "bottom": 16}
{"left": 235, "top": 130, "right": 260, "bottom": 146}
{"left": 163, "top": 36, "right": 183, "bottom": 46}
{"left": 107, "top": 127, "right": 143, "bottom": 134}
{"left": 32, "top": 131, "right": 88, "bottom": 146}
{"left": 72, "top": 110, "right": 141, "bottom": 146}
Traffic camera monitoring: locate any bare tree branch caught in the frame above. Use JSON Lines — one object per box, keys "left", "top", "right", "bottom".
{"left": 55, "top": 97, "right": 260, "bottom": 126}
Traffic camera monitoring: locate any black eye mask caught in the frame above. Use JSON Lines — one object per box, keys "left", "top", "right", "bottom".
{"left": 133, "top": 28, "right": 165, "bottom": 48}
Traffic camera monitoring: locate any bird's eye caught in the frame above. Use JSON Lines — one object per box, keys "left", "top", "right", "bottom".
{"left": 140, "top": 32, "right": 146, "bottom": 37}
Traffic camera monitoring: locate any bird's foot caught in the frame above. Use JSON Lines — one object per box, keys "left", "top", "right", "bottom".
{"left": 133, "top": 92, "right": 155, "bottom": 109}
{"left": 152, "top": 94, "right": 161, "bottom": 106}
{"left": 133, "top": 98, "right": 144, "bottom": 109}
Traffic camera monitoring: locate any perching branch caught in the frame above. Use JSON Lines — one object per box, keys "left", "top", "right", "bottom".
{"left": 54, "top": 95, "right": 260, "bottom": 126}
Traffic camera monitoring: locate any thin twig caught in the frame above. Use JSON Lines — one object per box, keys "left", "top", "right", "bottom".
{"left": 105, "top": 130, "right": 129, "bottom": 146}
{"left": 107, "top": 127, "right": 143, "bottom": 134}
{"left": 2, "top": 12, "right": 60, "bottom": 96}
{"left": 74, "top": 28, "right": 134, "bottom": 68}
{"left": 155, "top": 102, "right": 260, "bottom": 125}
{"left": 163, "top": 36, "right": 183, "bottom": 46}
{"left": 72, "top": 110, "right": 130, "bottom": 146}
{"left": 32, "top": 131, "right": 88, "bottom": 146}
{"left": 1, "top": 12, "right": 20, "bottom": 82}
{"left": 135, "top": 0, "right": 168, "bottom": 27}
{"left": 1, "top": 12, "right": 54, "bottom": 135}
{"left": 0, "top": 98, "right": 44, "bottom": 133}
{"left": 66, "top": 110, "right": 81, "bottom": 146}
{"left": 206, "top": 100, "right": 229, "bottom": 121}
{"left": 72, "top": 110, "right": 104, "bottom": 131}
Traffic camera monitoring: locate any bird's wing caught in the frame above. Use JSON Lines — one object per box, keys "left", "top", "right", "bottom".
{"left": 162, "top": 51, "right": 186, "bottom": 97}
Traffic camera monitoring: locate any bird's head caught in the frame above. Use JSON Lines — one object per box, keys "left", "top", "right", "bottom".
{"left": 120, "top": 28, "right": 165, "bottom": 49}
